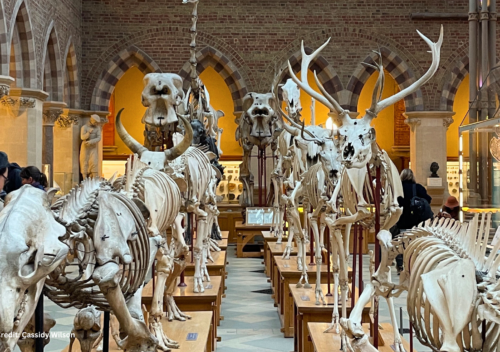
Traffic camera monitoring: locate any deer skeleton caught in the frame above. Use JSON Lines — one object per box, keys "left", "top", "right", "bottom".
{"left": 286, "top": 26, "right": 443, "bottom": 344}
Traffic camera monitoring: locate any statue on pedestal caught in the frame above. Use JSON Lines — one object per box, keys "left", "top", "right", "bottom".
{"left": 79, "top": 115, "right": 102, "bottom": 179}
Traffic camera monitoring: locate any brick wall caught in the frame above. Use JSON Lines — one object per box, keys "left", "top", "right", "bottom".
{"left": 81, "top": 0, "right": 482, "bottom": 113}
{"left": 2, "top": 0, "right": 82, "bottom": 105}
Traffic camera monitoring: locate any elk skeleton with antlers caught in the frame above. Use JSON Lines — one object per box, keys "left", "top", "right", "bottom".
{"left": 286, "top": 26, "right": 443, "bottom": 348}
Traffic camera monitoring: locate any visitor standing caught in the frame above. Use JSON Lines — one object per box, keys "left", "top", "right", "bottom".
{"left": 0, "top": 151, "right": 23, "bottom": 195}
{"left": 393, "top": 168, "right": 433, "bottom": 273}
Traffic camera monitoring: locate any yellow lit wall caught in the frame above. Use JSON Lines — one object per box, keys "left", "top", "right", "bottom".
{"left": 450, "top": 74, "right": 469, "bottom": 158}
{"left": 113, "top": 66, "right": 147, "bottom": 155}
{"left": 357, "top": 70, "right": 396, "bottom": 154}
{"left": 200, "top": 66, "right": 241, "bottom": 156}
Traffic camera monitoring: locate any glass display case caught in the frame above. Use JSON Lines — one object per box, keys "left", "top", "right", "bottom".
{"left": 458, "top": 66, "right": 500, "bottom": 224}
{"left": 217, "top": 161, "right": 243, "bottom": 204}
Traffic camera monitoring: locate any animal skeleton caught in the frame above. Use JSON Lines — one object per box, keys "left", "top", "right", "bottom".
{"left": 0, "top": 186, "right": 68, "bottom": 352}
{"left": 236, "top": 91, "right": 282, "bottom": 208}
{"left": 287, "top": 26, "right": 443, "bottom": 344}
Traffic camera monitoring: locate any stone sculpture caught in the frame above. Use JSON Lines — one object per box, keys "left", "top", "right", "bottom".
{"left": 79, "top": 114, "right": 102, "bottom": 179}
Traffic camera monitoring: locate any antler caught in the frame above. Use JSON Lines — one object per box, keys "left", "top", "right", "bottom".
{"left": 287, "top": 39, "right": 346, "bottom": 116}
{"left": 369, "top": 25, "right": 444, "bottom": 116}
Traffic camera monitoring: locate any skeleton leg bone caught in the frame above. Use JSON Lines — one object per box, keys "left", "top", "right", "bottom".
{"left": 309, "top": 211, "right": 326, "bottom": 305}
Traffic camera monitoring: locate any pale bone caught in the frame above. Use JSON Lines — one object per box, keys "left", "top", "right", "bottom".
{"left": 286, "top": 28, "right": 444, "bottom": 347}
{"left": 16, "top": 313, "right": 56, "bottom": 352}
{"left": 69, "top": 306, "right": 102, "bottom": 352}
{"left": 280, "top": 79, "right": 302, "bottom": 121}
{"left": 141, "top": 73, "right": 185, "bottom": 126}
{"left": 235, "top": 91, "right": 282, "bottom": 208}
{"left": 0, "top": 185, "right": 68, "bottom": 352}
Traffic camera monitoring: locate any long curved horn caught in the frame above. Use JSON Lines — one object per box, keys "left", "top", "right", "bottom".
{"left": 282, "top": 120, "right": 299, "bottom": 136}
{"left": 165, "top": 114, "right": 193, "bottom": 161}
{"left": 278, "top": 106, "right": 318, "bottom": 139}
{"left": 115, "top": 108, "right": 148, "bottom": 156}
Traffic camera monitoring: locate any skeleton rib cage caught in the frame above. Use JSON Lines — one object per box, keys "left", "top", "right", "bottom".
{"left": 45, "top": 178, "right": 150, "bottom": 311}
{"left": 384, "top": 213, "right": 500, "bottom": 352}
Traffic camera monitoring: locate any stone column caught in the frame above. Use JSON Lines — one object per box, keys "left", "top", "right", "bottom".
{"left": 0, "top": 87, "right": 48, "bottom": 168}
{"left": 54, "top": 108, "right": 82, "bottom": 190}
{"left": 42, "top": 101, "right": 67, "bottom": 186}
{"left": 404, "top": 111, "right": 455, "bottom": 212}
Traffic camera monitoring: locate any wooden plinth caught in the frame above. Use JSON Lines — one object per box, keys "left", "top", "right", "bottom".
{"left": 308, "top": 322, "right": 414, "bottom": 352}
{"left": 185, "top": 251, "right": 227, "bottom": 293}
{"left": 217, "top": 238, "right": 228, "bottom": 250}
{"left": 62, "top": 311, "right": 214, "bottom": 352}
{"left": 292, "top": 284, "right": 370, "bottom": 352}
{"left": 275, "top": 258, "right": 352, "bottom": 338}
{"left": 142, "top": 275, "right": 222, "bottom": 346}
{"left": 220, "top": 231, "right": 229, "bottom": 240}
{"left": 235, "top": 221, "right": 269, "bottom": 258}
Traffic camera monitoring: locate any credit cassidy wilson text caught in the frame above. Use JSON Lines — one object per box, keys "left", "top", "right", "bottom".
{"left": 0, "top": 332, "right": 75, "bottom": 339}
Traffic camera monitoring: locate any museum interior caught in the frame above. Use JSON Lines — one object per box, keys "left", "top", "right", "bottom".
{"left": 1, "top": 0, "right": 500, "bottom": 351}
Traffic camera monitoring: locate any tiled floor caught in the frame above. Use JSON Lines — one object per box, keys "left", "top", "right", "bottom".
{"left": 23, "top": 243, "right": 431, "bottom": 352}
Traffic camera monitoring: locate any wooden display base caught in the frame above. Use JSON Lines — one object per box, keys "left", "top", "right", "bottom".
{"left": 308, "top": 322, "right": 414, "bottom": 352}
{"left": 62, "top": 311, "right": 214, "bottom": 352}
{"left": 217, "top": 238, "right": 228, "bottom": 250}
{"left": 220, "top": 231, "right": 229, "bottom": 239}
{"left": 142, "top": 275, "right": 223, "bottom": 346}
{"left": 274, "top": 256, "right": 352, "bottom": 337}
{"left": 235, "top": 221, "right": 270, "bottom": 257}
{"left": 266, "top": 242, "right": 307, "bottom": 283}
{"left": 185, "top": 251, "right": 227, "bottom": 293}
{"left": 292, "top": 284, "right": 370, "bottom": 352}
{"left": 262, "top": 230, "right": 286, "bottom": 272}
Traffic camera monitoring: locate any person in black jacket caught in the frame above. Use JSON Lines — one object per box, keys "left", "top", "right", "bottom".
{"left": 0, "top": 151, "right": 23, "bottom": 198}
{"left": 393, "top": 168, "right": 432, "bottom": 273}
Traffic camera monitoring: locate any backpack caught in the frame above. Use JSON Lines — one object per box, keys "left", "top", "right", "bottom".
{"left": 410, "top": 184, "right": 433, "bottom": 224}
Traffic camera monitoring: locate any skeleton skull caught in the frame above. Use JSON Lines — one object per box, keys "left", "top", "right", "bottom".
{"left": 280, "top": 79, "right": 302, "bottom": 120}
{"left": 141, "top": 73, "right": 185, "bottom": 126}
{"left": 0, "top": 186, "right": 68, "bottom": 351}
{"left": 241, "top": 92, "right": 279, "bottom": 143}
{"left": 337, "top": 114, "right": 376, "bottom": 168}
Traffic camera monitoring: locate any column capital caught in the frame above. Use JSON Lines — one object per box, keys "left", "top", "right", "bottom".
{"left": 0, "top": 75, "right": 14, "bottom": 98}
{"left": 404, "top": 111, "right": 456, "bottom": 131}
{"left": 43, "top": 101, "right": 67, "bottom": 126}
{"left": 57, "top": 108, "right": 85, "bottom": 129}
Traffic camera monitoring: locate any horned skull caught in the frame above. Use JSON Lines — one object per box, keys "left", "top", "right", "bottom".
{"left": 116, "top": 108, "right": 193, "bottom": 170}
{"left": 287, "top": 26, "right": 443, "bottom": 170}
{"left": 241, "top": 92, "right": 280, "bottom": 146}
{"left": 141, "top": 73, "right": 185, "bottom": 126}
{"left": 280, "top": 79, "right": 302, "bottom": 120}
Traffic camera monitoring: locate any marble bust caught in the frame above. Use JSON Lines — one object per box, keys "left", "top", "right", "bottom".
{"left": 79, "top": 115, "right": 102, "bottom": 179}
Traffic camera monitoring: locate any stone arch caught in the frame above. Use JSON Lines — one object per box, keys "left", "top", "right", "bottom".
{"left": 178, "top": 46, "right": 249, "bottom": 112}
{"left": 42, "top": 22, "right": 63, "bottom": 101}
{"left": 0, "top": 0, "right": 8, "bottom": 75}
{"left": 90, "top": 45, "right": 161, "bottom": 111}
{"left": 439, "top": 56, "right": 469, "bottom": 111}
{"left": 346, "top": 47, "right": 422, "bottom": 112}
{"left": 63, "top": 38, "right": 79, "bottom": 108}
{"left": 275, "top": 47, "right": 343, "bottom": 102}
{"left": 9, "top": 0, "right": 36, "bottom": 88}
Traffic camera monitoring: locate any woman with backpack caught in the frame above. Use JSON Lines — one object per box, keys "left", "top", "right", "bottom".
{"left": 392, "top": 168, "right": 433, "bottom": 273}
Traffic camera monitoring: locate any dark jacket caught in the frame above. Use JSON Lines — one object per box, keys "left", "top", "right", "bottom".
{"left": 396, "top": 180, "right": 432, "bottom": 230}
{"left": 3, "top": 163, "right": 23, "bottom": 195}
